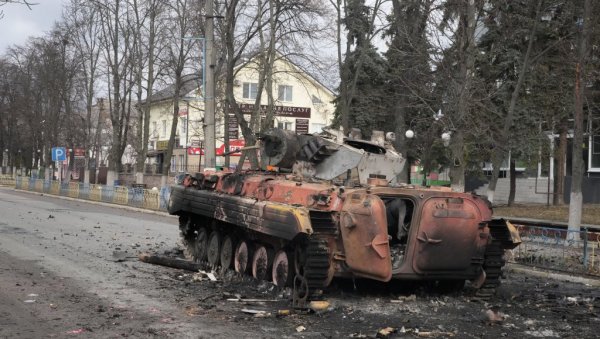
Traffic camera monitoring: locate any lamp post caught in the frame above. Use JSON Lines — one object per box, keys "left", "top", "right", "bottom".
{"left": 405, "top": 110, "right": 453, "bottom": 146}
{"left": 182, "top": 35, "right": 213, "bottom": 170}
{"left": 403, "top": 110, "right": 455, "bottom": 186}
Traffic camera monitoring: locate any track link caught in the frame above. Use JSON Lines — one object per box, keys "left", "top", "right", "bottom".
{"left": 476, "top": 240, "right": 506, "bottom": 298}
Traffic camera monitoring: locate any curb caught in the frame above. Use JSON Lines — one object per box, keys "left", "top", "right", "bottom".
{"left": 506, "top": 263, "right": 600, "bottom": 287}
{"left": 10, "top": 187, "right": 174, "bottom": 219}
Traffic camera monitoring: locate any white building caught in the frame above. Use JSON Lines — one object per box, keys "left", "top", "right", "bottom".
{"left": 145, "top": 54, "right": 336, "bottom": 173}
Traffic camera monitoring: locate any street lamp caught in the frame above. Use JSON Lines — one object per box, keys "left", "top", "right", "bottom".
{"left": 404, "top": 109, "right": 453, "bottom": 147}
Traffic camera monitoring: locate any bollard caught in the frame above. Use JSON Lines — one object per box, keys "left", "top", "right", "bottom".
{"left": 583, "top": 227, "right": 588, "bottom": 269}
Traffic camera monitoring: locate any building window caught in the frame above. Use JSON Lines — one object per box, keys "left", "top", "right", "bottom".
{"left": 179, "top": 155, "right": 185, "bottom": 172}
{"left": 152, "top": 121, "right": 157, "bottom": 138}
{"left": 243, "top": 82, "right": 258, "bottom": 99}
{"left": 591, "top": 135, "right": 600, "bottom": 168}
{"left": 170, "top": 157, "right": 176, "bottom": 172}
{"left": 311, "top": 95, "right": 322, "bottom": 104}
{"left": 310, "top": 123, "right": 325, "bottom": 134}
{"left": 161, "top": 120, "right": 167, "bottom": 138}
{"left": 277, "top": 121, "right": 293, "bottom": 130}
{"left": 278, "top": 85, "right": 293, "bottom": 102}
{"left": 180, "top": 117, "right": 187, "bottom": 136}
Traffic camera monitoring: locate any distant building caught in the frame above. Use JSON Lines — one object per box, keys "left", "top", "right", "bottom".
{"left": 143, "top": 54, "right": 336, "bottom": 174}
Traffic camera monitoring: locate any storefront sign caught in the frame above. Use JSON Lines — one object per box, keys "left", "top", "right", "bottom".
{"left": 295, "top": 119, "right": 309, "bottom": 134}
{"left": 156, "top": 140, "right": 169, "bottom": 150}
{"left": 236, "top": 104, "right": 311, "bottom": 118}
{"left": 73, "top": 148, "right": 86, "bottom": 157}
{"left": 228, "top": 114, "right": 239, "bottom": 139}
{"left": 217, "top": 139, "right": 245, "bottom": 156}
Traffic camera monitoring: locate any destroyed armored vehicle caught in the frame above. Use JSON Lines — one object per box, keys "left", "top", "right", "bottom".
{"left": 168, "top": 128, "right": 521, "bottom": 299}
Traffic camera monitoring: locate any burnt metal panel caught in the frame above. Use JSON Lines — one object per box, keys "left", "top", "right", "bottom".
{"left": 340, "top": 194, "right": 392, "bottom": 282}
{"left": 412, "top": 197, "right": 487, "bottom": 274}
{"left": 173, "top": 187, "right": 311, "bottom": 240}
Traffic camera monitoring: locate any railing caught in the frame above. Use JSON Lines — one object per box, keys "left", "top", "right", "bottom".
{"left": 13, "top": 176, "right": 171, "bottom": 212}
{"left": 511, "top": 225, "right": 600, "bottom": 277}
{"left": 1, "top": 175, "right": 16, "bottom": 187}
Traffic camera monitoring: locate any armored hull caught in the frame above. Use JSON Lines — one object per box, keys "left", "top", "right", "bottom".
{"left": 167, "top": 128, "right": 520, "bottom": 297}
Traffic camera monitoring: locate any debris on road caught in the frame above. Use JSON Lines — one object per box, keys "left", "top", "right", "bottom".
{"left": 308, "top": 300, "right": 331, "bottom": 313}
{"left": 376, "top": 327, "right": 396, "bottom": 338}
{"left": 296, "top": 325, "right": 306, "bottom": 332}
{"left": 227, "top": 298, "right": 278, "bottom": 303}
{"left": 111, "top": 251, "right": 136, "bottom": 262}
{"left": 484, "top": 308, "right": 507, "bottom": 324}
{"left": 66, "top": 328, "right": 86, "bottom": 335}
{"left": 390, "top": 294, "right": 417, "bottom": 303}
{"left": 192, "top": 271, "right": 218, "bottom": 282}
{"left": 138, "top": 252, "right": 203, "bottom": 271}
{"left": 241, "top": 309, "right": 272, "bottom": 317}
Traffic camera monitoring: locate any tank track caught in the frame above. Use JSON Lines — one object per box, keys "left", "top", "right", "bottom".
{"left": 303, "top": 238, "right": 331, "bottom": 290}
{"left": 476, "top": 240, "right": 506, "bottom": 298}
{"left": 178, "top": 214, "right": 200, "bottom": 261}
{"left": 301, "top": 211, "right": 337, "bottom": 291}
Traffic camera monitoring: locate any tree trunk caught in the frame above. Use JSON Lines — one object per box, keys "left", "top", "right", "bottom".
{"left": 568, "top": 0, "right": 590, "bottom": 238}
{"left": 449, "top": 0, "right": 476, "bottom": 192}
{"left": 553, "top": 120, "right": 567, "bottom": 205}
{"left": 449, "top": 130, "right": 465, "bottom": 192}
{"left": 508, "top": 158, "right": 516, "bottom": 206}
{"left": 487, "top": 149, "right": 504, "bottom": 203}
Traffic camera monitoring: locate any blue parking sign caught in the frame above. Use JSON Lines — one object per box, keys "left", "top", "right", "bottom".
{"left": 52, "top": 147, "right": 67, "bottom": 161}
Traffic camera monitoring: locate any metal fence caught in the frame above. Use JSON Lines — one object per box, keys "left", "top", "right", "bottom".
{"left": 14, "top": 176, "right": 171, "bottom": 212}
{"left": 0, "top": 175, "right": 16, "bottom": 186}
{"left": 511, "top": 224, "right": 600, "bottom": 277}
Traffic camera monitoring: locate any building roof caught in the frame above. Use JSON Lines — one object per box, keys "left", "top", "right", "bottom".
{"left": 144, "top": 74, "right": 202, "bottom": 104}
{"left": 142, "top": 52, "right": 334, "bottom": 105}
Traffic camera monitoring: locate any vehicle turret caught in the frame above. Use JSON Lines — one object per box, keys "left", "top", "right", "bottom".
{"left": 260, "top": 127, "right": 406, "bottom": 186}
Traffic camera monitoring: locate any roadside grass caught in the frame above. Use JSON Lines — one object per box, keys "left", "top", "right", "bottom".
{"left": 494, "top": 204, "right": 600, "bottom": 225}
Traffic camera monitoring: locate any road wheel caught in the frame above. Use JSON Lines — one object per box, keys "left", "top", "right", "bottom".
{"left": 193, "top": 227, "right": 209, "bottom": 263}
{"left": 272, "top": 249, "right": 294, "bottom": 287}
{"left": 252, "top": 245, "right": 271, "bottom": 280}
{"left": 234, "top": 240, "right": 252, "bottom": 274}
{"left": 207, "top": 231, "right": 221, "bottom": 267}
{"left": 220, "top": 235, "right": 235, "bottom": 269}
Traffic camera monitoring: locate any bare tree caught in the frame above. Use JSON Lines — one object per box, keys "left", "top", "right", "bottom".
{"left": 130, "top": 0, "right": 166, "bottom": 184}
{"left": 218, "top": 0, "right": 330, "bottom": 169}
{"left": 93, "top": 0, "right": 136, "bottom": 185}
{"left": 63, "top": 0, "right": 103, "bottom": 183}
{"left": 160, "top": 0, "right": 198, "bottom": 185}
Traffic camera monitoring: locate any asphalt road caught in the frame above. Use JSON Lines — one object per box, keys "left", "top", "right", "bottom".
{"left": 1, "top": 187, "right": 598, "bottom": 338}
{"left": 0, "top": 187, "right": 255, "bottom": 338}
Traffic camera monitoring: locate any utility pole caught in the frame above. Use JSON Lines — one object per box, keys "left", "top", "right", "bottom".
{"left": 204, "top": 0, "right": 217, "bottom": 169}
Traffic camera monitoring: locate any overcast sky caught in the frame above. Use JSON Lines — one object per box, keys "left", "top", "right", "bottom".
{"left": 0, "top": 0, "right": 65, "bottom": 53}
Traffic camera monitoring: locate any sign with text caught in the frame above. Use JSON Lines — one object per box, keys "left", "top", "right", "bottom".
{"left": 51, "top": 147, "right": 66, "bottom": 161}
{"left": 156, "top": 140, "right": 169, "bottom": 150}
{"left": 73, "top": 148, "right": 85, "bottom": 157}
{"left": 236, "top": 104, "right": 311, "bottom": 118}
{"left": 228, "top": 114, "right": 239, "bottom": 140}
{"left": 295, "top": 119, "right": 309, "bottom": 134}
{"left": 188, "top": 147, "right": 203, "bottom": 155}
{"left": 217, "top": 139, "right": 245, "bottom": 156}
